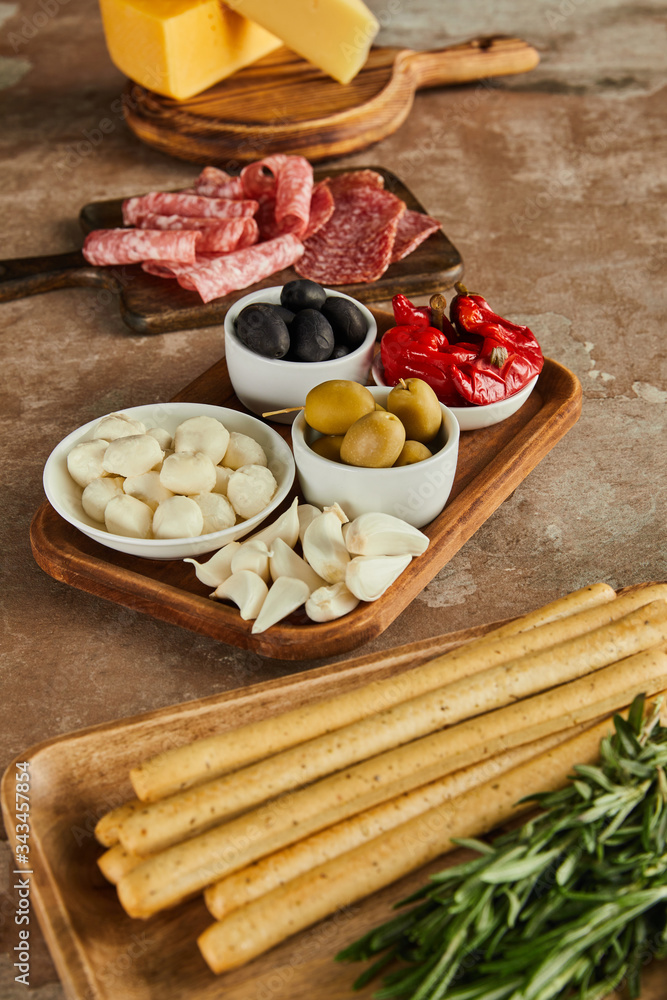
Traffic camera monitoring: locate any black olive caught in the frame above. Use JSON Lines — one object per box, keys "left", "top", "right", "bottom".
{"left": 235, "top": 303, "right": 290, "bottom": 359}
{"left": 281, "top": 279, "right": 327, "bottom": 312}
{"left": 321, "top": 296, "right": 368, "bottom": 350}
{"left": 273, "top": 304, "right": 296, "bottom": 326}
{"left": 330, "top": 343, "right": 350, "bottom": 359}
{"left": 290, "top": 309, "right": 335, "bottom": 362}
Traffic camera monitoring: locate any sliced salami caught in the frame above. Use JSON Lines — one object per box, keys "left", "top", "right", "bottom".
{"left": 82, "top": 229, "right": 199, "bottom": 267}
{"left": 142, "top": 235, "right": 305, "bottom": 304}
{"left": 296, "top": 181, "right": 405, "bottom": 284}
{"left": 303, "top": 180, "right": 335, "bottom": 240}
{"left": 196, "top": 219, "right": 259, "bottom": 254}
{"left": 241, "top": 155, "right": 313, "bottom": 238}
{"left": 391, "top": 209, "right": 441, "bottom": 263}
{"left": 194, "top": 166, "right": 245, "bottom": 200}
{"left": 122, "top": 193, "right": 259, "bottom": 225}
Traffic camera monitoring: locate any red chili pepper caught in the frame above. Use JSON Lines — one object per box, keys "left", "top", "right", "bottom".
{"left": 379, "top": 289, "right": 544, "bottom": 409}
{"left": 392, "top": 294, "right": 432, "bottom": 327}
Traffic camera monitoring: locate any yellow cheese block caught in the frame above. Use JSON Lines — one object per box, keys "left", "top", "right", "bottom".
{"left": 98, "top": 0, "right": 282, "bottom": 100}
{"left": 227, "top": 0, "right": 380, "bottom": 84}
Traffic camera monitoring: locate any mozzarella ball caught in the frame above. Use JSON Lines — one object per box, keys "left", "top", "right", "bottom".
{"left": 174, "top": 416, "right": 230, "bottom": 465}
{"left": 81, "top": 476, "right": 125, "bottom": 522}
{"left": 227, "top": 465, "right": 277, "bottom": 519}
{"left": 153, "top": 496, "right": 204, "bottom": 539}
{"left": 104, "top": 494, "right": 153, "bottom": 538}
{"left": 147, "top": 426, "right": 173, "bottom": 450}
{"left": 93, "top": 413, "right": 146, "bottom": 441}
{"left": 159, "top": 451, "right": 217, "bottom": 495}
{"left": 102, "top": 434, "right": 164, "bottom": 478}
{"left": 192, "top": 493, "right": 236, "bottom": 534}
{"left": 213, "top": 465, "right": 233, "bottom": 496}
{"left": 123, "top": 471, "right": 174, "bottom": 511}
{"left": 67, "top": 439, "right": 110, "bottom": 487}
{"left": 222, "top": 432, "right": 268, "bottom": 471}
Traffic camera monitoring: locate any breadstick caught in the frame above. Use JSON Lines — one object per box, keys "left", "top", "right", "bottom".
{"left": 116, "top": 646, "right": 667, "bottom": 918}
{"left": 97, "top": 844, "right": 149, "bottom": 885}
{"left": 118, "top": 600, "right": 667, "bottom": 855}
{"left": 94, "top": 799, "right": 142, "bottom": 847}
{"left": 129, "top": 583, "right": 621, "bottom": 803}
{"left": 198, "top": 703, "right": 659, "bottom": 973}
{"left": 204, "top": 721, "right": 594, "bottom": 920}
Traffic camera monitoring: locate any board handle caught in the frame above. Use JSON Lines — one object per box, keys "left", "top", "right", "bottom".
{"left": 0, "top": 251, "right": 122, "bottom": 303}
{"left": 405, "top": 36, "right": 540, "bottom": 90}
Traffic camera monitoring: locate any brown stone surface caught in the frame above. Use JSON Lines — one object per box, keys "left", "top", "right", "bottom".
{"left": 0, "top": 0, "right": 666, "bottom": 995}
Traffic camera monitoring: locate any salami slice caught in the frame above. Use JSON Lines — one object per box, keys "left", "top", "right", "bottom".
{"left": 142, "top": 235, "right": 305, "bottom": 304}
{"left": 302, "top": 180, "right": 335, "bottom": 240}
{"left": 391, "top": 209, "right": 441, "bottom": 263}
{"left": 122, "top": 193, "right": 259, "bottom": 225}
{"left": 82, "top": 229, "right": 199, "bottom": 267}
{"left": 296, "top": 180, "right": 405, "bottom": 285}
{"left": 194, "top": 166, "right": 245, "bottom": 200}
{"left": 132, "top": 214, "right": 259, "bottom": 253}
{"left": 241, "top": 155, "right": 313, "bottom": 238}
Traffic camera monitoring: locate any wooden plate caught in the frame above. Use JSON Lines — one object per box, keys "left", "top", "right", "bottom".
{"left": 0, "top": 167, "right": 462, "bottom": 335}
{"left": 30, "top": 310, "right": 582, "bottom": 660}
{"left": 1, "top": 583, "right": 664, "bottom": 1000}
{"left": 122, "top": 38, "right": 540, "bottom": 165}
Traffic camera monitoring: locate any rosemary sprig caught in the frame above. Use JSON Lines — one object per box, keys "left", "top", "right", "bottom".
{"left": 337, "top": 695, "right": 667, "bottom": 1000}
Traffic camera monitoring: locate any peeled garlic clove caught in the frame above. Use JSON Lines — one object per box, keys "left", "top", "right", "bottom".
{"left": 249, "top": 497, "right": 300, "bottom": 550}
{"left": 322, "top": 502, "right": 349, "bottom": 524}
{"left": 297, "top": 503, "right": 321, "bottom": 546}
{"left": 345, "top": 513, "right": 430, "bottom": 557}
{"left": 302, "top": 511, "right": 350, "bottom": 584}
{"left": 305, "top": 582, "right": 360, "bottom": 622}
{"left": 184, "top": 540, "right": 241, "bottom": 588}
{"left": 251, "top": 577, "right": 310, "bottom": 634}
{"left": 269, "top": 538, "right": 325, "bottom": 593}
{"left": 345, "top": 553, "right": 412, "bottom": 602}
{"left": 231, "top": 539, "right": 271, "bottom": 584}
{"left": 212, "top": 570, "right": 268, "bottom": 620}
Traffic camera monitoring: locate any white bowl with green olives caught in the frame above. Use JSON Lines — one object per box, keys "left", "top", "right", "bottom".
{"left": 291, "top": 385, "right": 460, "bottom": 528}
{"left": 224, "top": 282, "right": 377, "bottom": 424}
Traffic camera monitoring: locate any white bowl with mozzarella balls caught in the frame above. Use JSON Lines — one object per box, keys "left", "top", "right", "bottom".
{"left": 43, "top": 402, "right": 296, "bottom": 560}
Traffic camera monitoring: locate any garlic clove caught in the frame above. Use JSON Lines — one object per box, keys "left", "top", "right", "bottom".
{"left": 297, "top": 503, "right": 321, "bottom": 547}
{"left": 251, "top": 577, "right": 310, "bottom": 634}
{"left": 345, "top": 553, "right": 412, "bottom": 602}
{"left": 269, "top": 538, "right": 326, "bottom": 593}
{"left": 344, "top": 512, "right": 430, "bottom": 557}
{"left": 230, "top": 539, "right": 271, "bottom": 584}
{"left": 211, "top": 570, "right": 268, "bottom": 620}
{"left": 302, "top": 511, "right": 351, "bottom": 584}
{"left": 245, "top": 497, "right": 300, "bottom": 550}
{"left": 305, "top": 582, "right": 360, "bottom": 622}
{"left": 184, "top": 540, "right": 242, "bottom": 588}
{"left": 322, "top": 501, "right": 349, "bottom": 524}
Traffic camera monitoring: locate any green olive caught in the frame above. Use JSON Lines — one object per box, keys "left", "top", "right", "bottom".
{"left": 304, "top": 380, "right": 376, "bottom": 435}
{"left": 394, "top": 441, "right": 433, "bottom": 466}
{"left": 340, "top": 411, "right": 406, "bottom": 468}
{"left": 386, "top": 378, "right": 442, "bottom": 443}
{"left": 310, "top": 435, "right": 345, "bottom": 462}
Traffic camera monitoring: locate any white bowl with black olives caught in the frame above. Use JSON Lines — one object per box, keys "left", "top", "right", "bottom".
{"left": 224, "top": 281, "right": 377, "bottom": 424}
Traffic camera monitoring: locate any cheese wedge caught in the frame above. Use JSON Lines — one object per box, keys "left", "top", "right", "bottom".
{"left": 98, "top": 0, "right": 282, "bottom": 100}
{"left": 227, "top": 0, "right": 380, "bottom": 84}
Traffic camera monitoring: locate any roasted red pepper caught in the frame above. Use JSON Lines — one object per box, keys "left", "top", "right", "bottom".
{"left": 381, "top": 287, "right": 544, "bottom": 408}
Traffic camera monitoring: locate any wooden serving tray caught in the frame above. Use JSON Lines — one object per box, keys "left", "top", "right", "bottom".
{"left": 123, "top": 38, "right": 540, "bottom": 165}
{"left": 2, "top": 584, "right": 665, "bottom": 1000}
{"left": 30, "top": 313, "right": 582, "bottom": 660}
{"left": 0, "top": 167, "right": 462, "bottom": 335}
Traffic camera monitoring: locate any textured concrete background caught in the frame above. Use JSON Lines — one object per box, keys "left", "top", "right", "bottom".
{"left": 1, "top": 0, "right": 666, "bottom": 994}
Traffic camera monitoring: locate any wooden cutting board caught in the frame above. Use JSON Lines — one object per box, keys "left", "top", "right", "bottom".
{"left": 30, "top": 306, "right": 583, "bottom": 660}
{"left": 123, "top": 37, "right": 540, "bottom": 164}
{"left": 0, "top": 167, "right": 462, "bottom": 335}
{"left": 2, "top": 584, "right": 666, "bottom": 1000}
